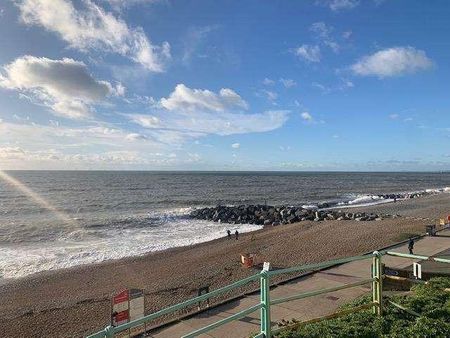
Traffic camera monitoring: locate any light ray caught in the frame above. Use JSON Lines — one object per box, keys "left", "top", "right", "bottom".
{"left": 0, "top": 170, "right": 76, "bottom": 225}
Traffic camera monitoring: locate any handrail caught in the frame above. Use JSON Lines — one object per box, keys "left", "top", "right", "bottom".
{"left": 181, "top": 303, "right": 262, "bottom": 338}
{"left": 268, "top": 253, "right": 371, "bottom": 276}
{"left": 385, "top": 251, "right": 450, "bottom": 264}
{"left": 387, "top": 300, "right": 420, "bottom": 317}
{"left": 271, "top": 278, "right": 375, "bottom": 306}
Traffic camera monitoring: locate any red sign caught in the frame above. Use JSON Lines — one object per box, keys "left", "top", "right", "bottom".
{"left": 447, "top": 215, "right": 450, "bottom": 222}
{"left": 113, "top": 290, "right": 129, "bottom": 304}
{"left": 113, "top": 310, "right": 129, "bottom": 326}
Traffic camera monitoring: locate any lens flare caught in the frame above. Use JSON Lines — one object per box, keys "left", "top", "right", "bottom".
{"left": 0, "top": 170, "right": 76, "bottom": 225}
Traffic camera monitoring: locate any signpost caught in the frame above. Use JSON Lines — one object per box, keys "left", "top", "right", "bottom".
{"left": 111, "top": 289, "right": 145, "bottom": 338}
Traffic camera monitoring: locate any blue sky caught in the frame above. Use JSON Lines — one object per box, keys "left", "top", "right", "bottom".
{"left": 0, "top": 0, "right": 449, "bottom": 171}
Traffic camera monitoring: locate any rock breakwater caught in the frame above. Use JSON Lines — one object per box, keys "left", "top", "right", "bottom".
{"left": 189, "top": 205, "right": 399, "bottom": 226}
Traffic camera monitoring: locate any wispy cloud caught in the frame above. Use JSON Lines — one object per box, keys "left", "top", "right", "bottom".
{"left": 310, "top": 22, "right": 339, "bottom": 53}
{"left": 316, "top": 0, "right": 359, "bottom": 12}
{"left": 279, "top": 78, "right": 297, "bottom": 88}
{"left": 294, "top": 44, "right": 321, "bottom": 63}
{"left": 16, "top": 0, "right": 171, "bottom": 72}
{"left": 262, "top": 78, "right": 275, "bottom": 85}
{"left": 182, "top": 25, "right": 217, "bottom": 65}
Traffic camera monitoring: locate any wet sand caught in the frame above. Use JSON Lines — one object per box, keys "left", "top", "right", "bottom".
{"left": 1, "top": 193, "right": 449, "bottom": 338}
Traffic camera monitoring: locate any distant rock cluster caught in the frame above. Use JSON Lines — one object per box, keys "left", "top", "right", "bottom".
{"left": 189, "top": 205, "right": 399, "bottom": 226}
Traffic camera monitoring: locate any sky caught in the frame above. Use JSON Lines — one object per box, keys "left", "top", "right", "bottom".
{"left": 0, "top": 0, "right": 449, "bottom": 171}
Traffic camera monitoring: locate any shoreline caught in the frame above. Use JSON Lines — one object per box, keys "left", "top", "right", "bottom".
{"left": 1, "top": 193, "right": 450, "bottom": 337}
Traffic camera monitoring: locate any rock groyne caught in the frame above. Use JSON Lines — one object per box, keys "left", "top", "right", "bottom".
{"left": 189, "top": 204, "right": 399, "bottom": 226}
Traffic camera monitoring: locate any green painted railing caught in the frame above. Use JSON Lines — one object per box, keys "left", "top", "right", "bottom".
{"left": 87, "top": 250, "right": 450, "bottom": 338}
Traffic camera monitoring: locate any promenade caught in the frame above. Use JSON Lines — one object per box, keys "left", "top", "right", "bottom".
{"left": 150, "top": 230, "right": 450, "bottom": 338}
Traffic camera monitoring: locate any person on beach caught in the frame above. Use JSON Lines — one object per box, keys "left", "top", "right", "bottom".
{"left": 235, "top": 230, "right": 239, "bottom": 240}
{"left": 408, "top": 237, "right": 414, "bottom": 254}
{"left": 227, "top": 229, "right": 231, "bottom": 239}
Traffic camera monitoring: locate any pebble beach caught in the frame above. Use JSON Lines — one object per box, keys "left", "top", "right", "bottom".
{"left": 1, "top": 193, "right": 449, "bottom": 337}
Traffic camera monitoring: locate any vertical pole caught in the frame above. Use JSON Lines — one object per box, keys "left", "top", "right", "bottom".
{"left": 376, "top": 251, "right": 383, "bottom": 316}
{"left": 372, "top": 251, "right": 382, "bottom": 316}
{"left": 260, "top": 271, "right": 271, "bottom": 338}
{"left": 371, "top": 256, "right": 377, "bottom": 315}
{"left": 104, "top": 325, "right": 114, "bottom": 338}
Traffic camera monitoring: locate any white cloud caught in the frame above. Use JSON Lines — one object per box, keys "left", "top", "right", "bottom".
{"left": 231, "top": 143, "right": 240, "bottom": 149}
{"left": 0, "top": 56, "right": 118, "bottom": 119}
{"left": 342, "top": 31, "right": 352, "bottom": 39}
{"left": 263, "top": 78, "right": 275, "bottom": 85}
{"left": 310, "top": 22, "right": 339, "bottom": 53}
{"left": 301, "top": 112, "right": 313, "bottom": 121}
{"left": 129, "top": 115, "right": 160, "bottom": 128}
{"left": 317, "top": 0, "right": 359, "bottom": 11}
{"left": 103, "top": 0, "right": 161, "bottom": 11}
{"left": 16, "top": 0, "right": 170, "bottom": 72}
{"left": 161, "top": 84, "right": 248, "bottom": 112}
{"left": 0, "top": 120, "right": 183, "bottom": 169}
{"left": 131, "top": 84, "right": 289, "bottom": 138}
{"left": 389, "top": 114, "right": 399, "bottom": 119}
{"left": 351, "top": 47, "right": 433, "bottom": 78}
{"left": 279, "top": 78, "right": 297, "bottom": 88}
{"left": 294, "top": 45, "right": 321, "bottom": 63}
{"left": 261, "top": 89, "right": 278, "bottom": 102}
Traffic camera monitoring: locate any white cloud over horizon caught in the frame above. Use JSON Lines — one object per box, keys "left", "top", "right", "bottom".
{"left": 16, "top": 0, "right": 171, "bottom": 72}
{"left": 0, "top": 56, "right": 120, "bottom": 119}
{"left": 130, "top": 84, "right": 289, "bottom": 139}
{"left": 351, "top": 47, "right": 433, "bottom": 78}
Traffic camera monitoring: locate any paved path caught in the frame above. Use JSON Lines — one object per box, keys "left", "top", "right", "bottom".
{"left": 149, "top": 231, "right": 450, "bottom": 338}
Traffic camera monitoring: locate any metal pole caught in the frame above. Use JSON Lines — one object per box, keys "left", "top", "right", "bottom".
{"left": 104, "top": 325, "right": 114, "bottom": 338}
{"left": 371, "top": 256, "right": 377, "bottom": 315}
{"left": 376, "top": 251, "right": 383, "bottom": 316}
{"left": 260, "top": 271, "right": 271, "bottom": 338}
{"left": 372, "top": 251, "right": 382, "bottom": 316}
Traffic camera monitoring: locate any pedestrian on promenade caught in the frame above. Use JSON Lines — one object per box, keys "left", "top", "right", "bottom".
{"left": 408, "top": 237, "right": 414, "bottom": 255}
{"left": 226, "top": 229, "right": 231, "bottom": 239}
{"left": 235, "top": 230, "right": 239, "bottom": 240}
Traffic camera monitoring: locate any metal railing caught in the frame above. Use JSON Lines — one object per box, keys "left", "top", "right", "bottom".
{"left": 87, "top": 250, "right": 450, "bottom": 338}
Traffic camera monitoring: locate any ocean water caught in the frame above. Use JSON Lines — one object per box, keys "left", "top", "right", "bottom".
{"left": 1, "top": 170, "right": 449, "bottom": 280}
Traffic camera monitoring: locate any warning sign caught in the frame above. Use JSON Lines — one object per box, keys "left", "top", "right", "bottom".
{"left": 112, "top": 290, "right": 129, "bottom": 326}
{"left": 111, "top": 289, "right": 145, "bottom": 337}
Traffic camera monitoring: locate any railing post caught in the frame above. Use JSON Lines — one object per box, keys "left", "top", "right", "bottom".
{"left": 372, "top": 251, "right": 383, "bottom": 316}
{"left": 104, "top": 325, "right": 114, "bottom": 338}
{"left": 260, "top": 265, "right": 271, "bottom": 338}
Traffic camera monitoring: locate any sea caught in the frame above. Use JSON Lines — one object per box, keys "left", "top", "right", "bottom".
{"left": 1, "top": 171, "right": 449, "bottom": 280}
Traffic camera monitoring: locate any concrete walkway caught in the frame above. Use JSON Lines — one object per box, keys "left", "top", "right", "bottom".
{"left": 149, "top": 231, "right": 450, "bottom": 338}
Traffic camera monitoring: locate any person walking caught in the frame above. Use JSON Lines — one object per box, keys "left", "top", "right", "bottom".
{"left": 235, "top": 230, "right": 239, "bottom": 240}
{"left": 226, "top": 229, "right": 231, "bottom": 239}
{"left": 408, "top": 237, "right": 414, "bottom": 255}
